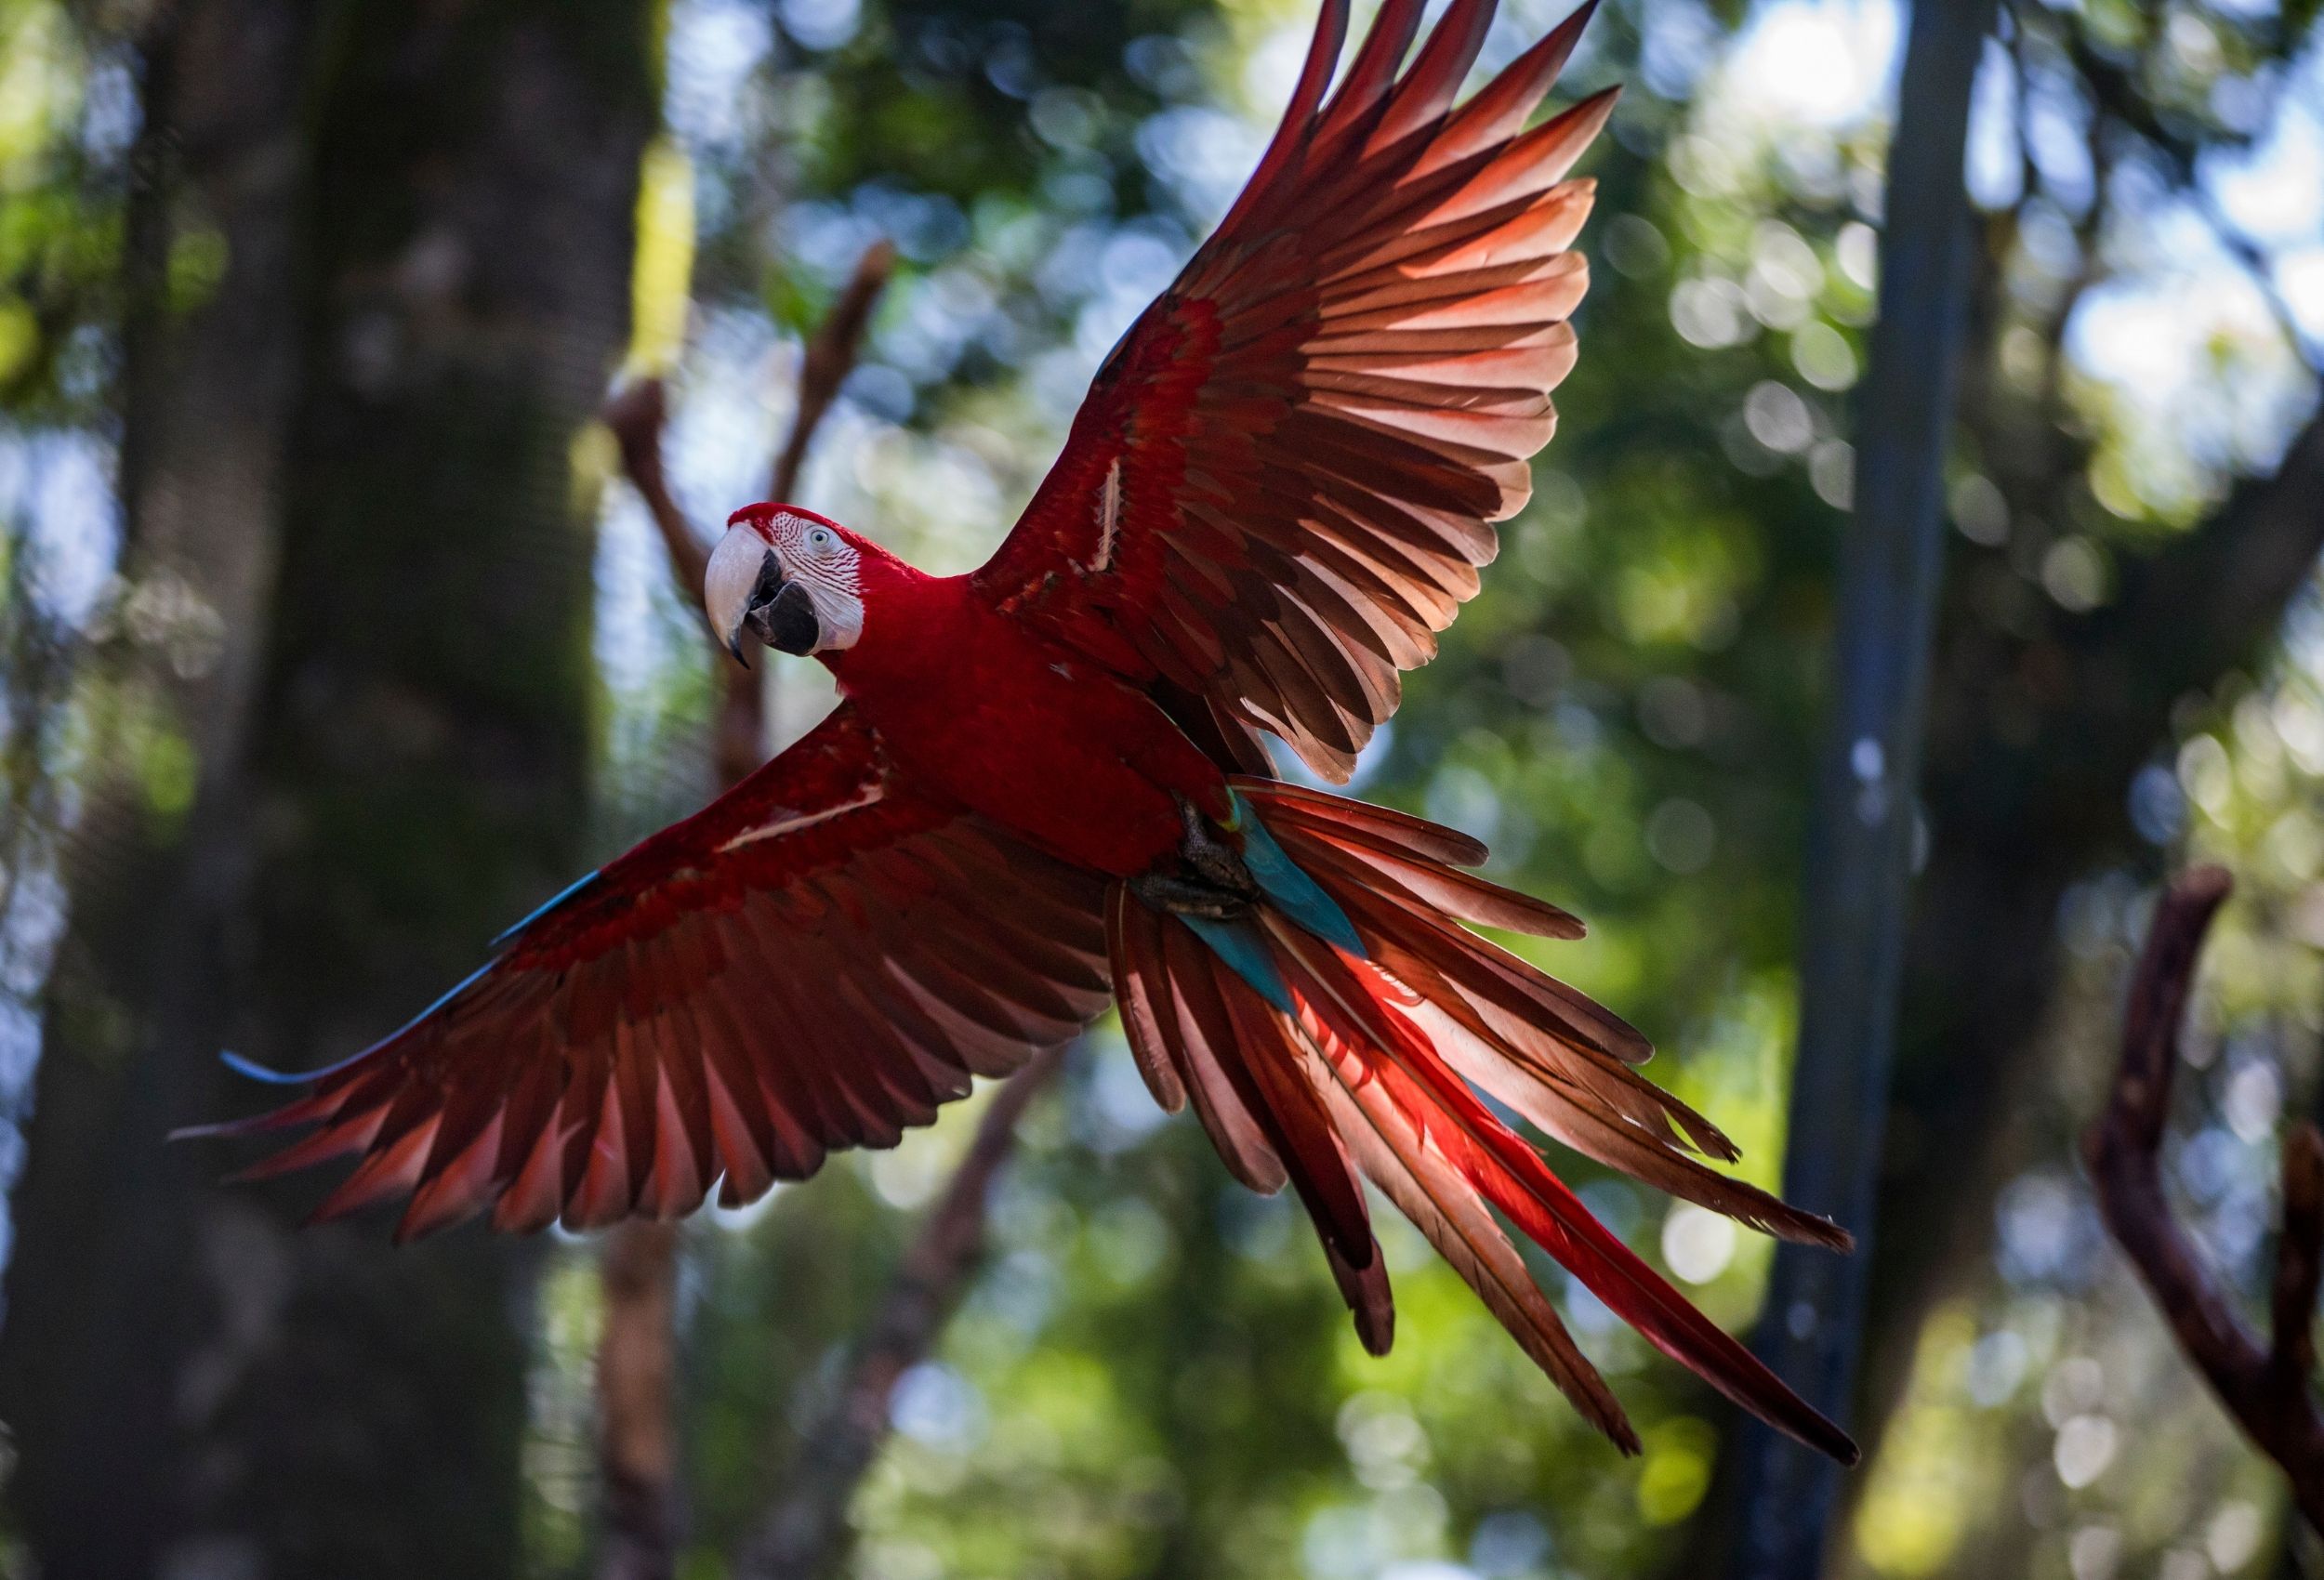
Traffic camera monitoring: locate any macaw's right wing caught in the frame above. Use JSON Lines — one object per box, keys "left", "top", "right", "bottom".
{"left": 188, "top": 703, "right": 1111, "bottom": 1241}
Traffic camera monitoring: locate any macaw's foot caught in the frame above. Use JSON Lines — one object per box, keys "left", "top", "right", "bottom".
{"left": 1129, "top": 797, "right": 1260, "bottom": 919}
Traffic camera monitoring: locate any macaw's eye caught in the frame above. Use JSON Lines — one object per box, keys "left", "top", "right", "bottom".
{"left": 808, "top": 527, "right": 833, "bottom": 549}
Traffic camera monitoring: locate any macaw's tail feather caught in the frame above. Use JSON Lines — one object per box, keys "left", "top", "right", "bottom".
{"left": 1105, "top": 777, "right": 1859, "bottom": 1465}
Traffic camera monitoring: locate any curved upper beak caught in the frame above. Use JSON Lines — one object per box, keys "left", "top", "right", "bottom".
{"left": 704, "top": 523, "right": 822, "bottom": 665}
{"left": 705, "top": 524, "right": 772, "bottom": 668}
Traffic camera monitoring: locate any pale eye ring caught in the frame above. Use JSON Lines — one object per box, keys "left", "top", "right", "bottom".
{"left": 808, "top": 527, "right": 833, "bottom": 549}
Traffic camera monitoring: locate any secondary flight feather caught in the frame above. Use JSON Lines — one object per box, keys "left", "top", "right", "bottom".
{"left": 190, "top": 0, "right": 1859, "bottom": 1464}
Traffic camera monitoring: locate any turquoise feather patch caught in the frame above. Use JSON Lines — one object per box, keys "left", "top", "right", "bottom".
{"left": 1181, "top": 915, "right": 1294, "bottom": 1013}
{"left": 1230, "top": 789, "right": 1367, "bottom": 957}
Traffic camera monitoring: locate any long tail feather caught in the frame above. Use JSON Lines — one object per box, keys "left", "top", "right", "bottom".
{"left": 1115, "top": 897, "right": 1390, "bottom": 1349}
{"left": 1313, "top": 1036, "right": 1626, "bottom": 1437}
{"left": 1107, "top": 781, "right": 1858, "bottom": 1464}
{"left": 1281, "top": 919, "right": 1857, "bottom": 1463}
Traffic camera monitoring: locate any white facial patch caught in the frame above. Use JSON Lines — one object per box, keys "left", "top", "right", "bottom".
{"left": 706, "top": 512, "right": 870, "bottom": 656}
{"left": 765, "top": 512, "right": 865, "bottom": 652}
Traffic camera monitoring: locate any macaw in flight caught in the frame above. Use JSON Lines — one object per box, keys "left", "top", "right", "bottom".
{"left": 197, "top": 0, "right": 1858, "bottom": 1463}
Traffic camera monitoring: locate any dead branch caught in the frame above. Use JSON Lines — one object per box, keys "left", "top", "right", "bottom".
{"left": 2085, "top": 866, "right": 2324, "bottom": 1531}
{"left": 590, "top": 241, "right": 898, "bottom": 1580}
{"left": 770, "top": 239, "right": 894, "bottom": 504}
{"left": 733, "top": 1044, "right": 1071, "bottom": 1580}
{"left": 604, "top": 378, "right": 709, "bottom": 599}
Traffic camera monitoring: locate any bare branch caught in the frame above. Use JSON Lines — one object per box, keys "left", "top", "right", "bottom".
{"left": 2193, "top": 192, "right": 2322, "bottom": 377}
{"left": 769, "top": 240, "right": 895, "bottom": 504}
{"left": 596, "top": 360, "right": 747, "bottom": 1576}
{"left": 2085, "top": 866, "right": 2324, "bottom": 1532}
{"left": 604, "top": 378, "right": 708, "bottom": 603}
{"left": 2059, "top": 28, "right": 2319, "bottom": 375}
{"left": 734, "top": 1045, "right": 1071, "bottom": 1580}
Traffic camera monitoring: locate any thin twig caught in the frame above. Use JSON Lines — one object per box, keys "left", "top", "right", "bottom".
{"left": 2085, "top": 866, "right": 2324, "bottom": 1532}
{"left": 734, "top": 1045, "right": 1072, "bottom": 1580}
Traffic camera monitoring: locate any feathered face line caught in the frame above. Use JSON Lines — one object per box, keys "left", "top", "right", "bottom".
{"left": 705, "top": 505, "right": 866, "bottom": 662}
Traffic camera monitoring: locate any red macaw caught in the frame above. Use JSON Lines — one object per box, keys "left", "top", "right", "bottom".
{"left": 197, "top": 0, "right": 1856, "bottom": 1463}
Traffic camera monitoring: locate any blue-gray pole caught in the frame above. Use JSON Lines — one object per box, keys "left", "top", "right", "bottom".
{"left": 1723, "top": 2, "right": 1998, "bottom": 1573}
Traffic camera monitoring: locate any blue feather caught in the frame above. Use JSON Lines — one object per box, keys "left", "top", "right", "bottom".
{"left": 219, "top": 1049, "right": 324, "bottom": 1086}
{"left": 492, "top": 868, "right": 603, "bottom": 947}
{"left": 216, "top": 953, "right": 500, "bottom": 1088}
{"left": 1182, "top": 915, "right": 1295, "bottom": 1013}
{"left": 1229, "top": 790, "right": 1366, "bottom": 957}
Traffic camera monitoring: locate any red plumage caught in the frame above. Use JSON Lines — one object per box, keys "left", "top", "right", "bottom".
{"left": 188, "top": 0, "right": 1859, "bottom": 1464}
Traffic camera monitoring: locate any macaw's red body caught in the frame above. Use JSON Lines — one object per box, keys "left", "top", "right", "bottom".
{"left": 194, "top": 0, "right": 1861, "bottom": 1465}
{"left": 820, "top": 565, "right": 1229, "bottom": 876}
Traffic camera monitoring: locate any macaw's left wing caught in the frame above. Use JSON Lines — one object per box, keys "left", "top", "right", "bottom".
{"left": 971, "top": 0, "right": 1614, "bottom": 781}
{"left": 188, "top": 703, "right": 1111, "bottom": 1241}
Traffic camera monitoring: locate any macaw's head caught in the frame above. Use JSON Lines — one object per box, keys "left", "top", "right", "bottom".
{"left": 706, "top": 504, "right": 887, "bottom": 666}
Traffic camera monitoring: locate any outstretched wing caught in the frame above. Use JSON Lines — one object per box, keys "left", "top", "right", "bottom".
{"left": 973, "top": 0, "right": 1613, "bottom": 780}
{"left": 193, "top": 704, "right": 1111, "bottom": 1240}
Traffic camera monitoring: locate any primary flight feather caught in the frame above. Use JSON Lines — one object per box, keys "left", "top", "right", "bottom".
{"left": 193, "top": 0, "right": 1858, "bottom": 1464}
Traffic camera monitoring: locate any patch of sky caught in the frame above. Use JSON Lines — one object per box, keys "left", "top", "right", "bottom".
{"left": 664, "top": 0, "right": 773, "bottom": 151}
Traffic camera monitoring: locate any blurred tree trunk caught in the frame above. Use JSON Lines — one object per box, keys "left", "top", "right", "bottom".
{"left": 0, "top": 4, "right": 657, "bottom": 1575}
{"left": 1712, "top": 0, "right": 1993, "bottom": 1573}
{"left": 0, "top": 4, "right": 317, "bottom": 1571}
{"left": 1678, "top": 232, "right": 2324, "bottom": 1580}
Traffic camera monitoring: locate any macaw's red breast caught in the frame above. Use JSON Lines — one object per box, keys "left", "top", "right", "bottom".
{"left": 819, "top": 572, "right": 1229, "bottom": 878}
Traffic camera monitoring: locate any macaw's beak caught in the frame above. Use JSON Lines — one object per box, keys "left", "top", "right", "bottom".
{"left": 705, "top": 524, "right": 821, "bottom": 665}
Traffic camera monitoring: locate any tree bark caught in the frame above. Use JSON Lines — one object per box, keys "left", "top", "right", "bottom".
{"left": 1715, "top": 1, "right": 1994, "bottom": 1573}
{"left": 0, "top": 5, "right": 657, "bottom": 1574}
